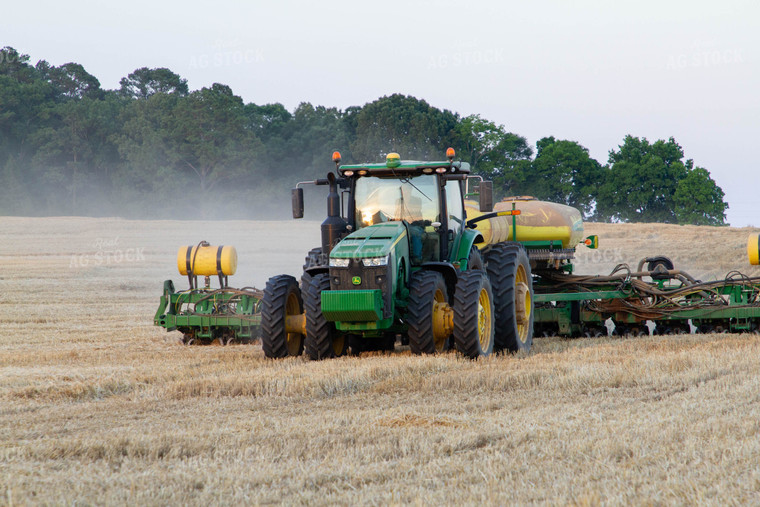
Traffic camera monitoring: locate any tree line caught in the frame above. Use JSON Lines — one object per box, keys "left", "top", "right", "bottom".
{"left": 0, "top": 46, "right": 727, "bottom": 224}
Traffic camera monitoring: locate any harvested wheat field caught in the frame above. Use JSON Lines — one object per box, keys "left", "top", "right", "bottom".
{"left": 2, "top": 217, "right": 760, "bottom": 505}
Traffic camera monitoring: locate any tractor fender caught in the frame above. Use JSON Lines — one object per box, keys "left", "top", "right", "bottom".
{"left": 451, "top": 228, "right": 485, "bottom": 270}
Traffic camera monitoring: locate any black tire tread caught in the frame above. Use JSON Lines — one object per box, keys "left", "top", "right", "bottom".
{"left": 260, "top": 274, "right": 302, "bottom": 358}
{"left": 468, "top": 247, "right": 484, "bottom": 271}
{"left": 453, "top": 270, "right": 494, "bottom": 358}
{"left": 304, "top": 273, "right": 344, "bottom": 360}
{"left": 301, "top": 247, "right": 325, "bottom": 289}
{"left": 485, "top": 242, "right": 534, "bottom": 352}
{"left": 407, "top": 271, "right": 448, "bottom": 355}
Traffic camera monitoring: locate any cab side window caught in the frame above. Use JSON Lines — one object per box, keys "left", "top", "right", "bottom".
{"left": 446, "top": 180, "right": 464, "bottom": 234}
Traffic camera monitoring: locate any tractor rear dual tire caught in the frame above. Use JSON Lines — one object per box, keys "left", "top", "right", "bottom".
{"left": 301, "top": 247, "right": 326, "bottom": 289}
{"left": 261, "top": 275, "right": 304, "bottom": 358}
{"left": 485, "top": 243, "right": 534, "bottom": 353}
{"left": 304, "top": 273, "right": 348, "bottom": 360}
{"left": 468, "top": 247, "right": 484, "bottom": 271}
{"left": 453, "top": 270, "right": 495, "bottom": 358}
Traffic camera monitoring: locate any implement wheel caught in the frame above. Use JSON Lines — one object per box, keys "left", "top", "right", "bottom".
{"left": 485, "top": 243, "right": 534, "bottom": 353}
{"left": 453, "top": 270, "right": 495, "bottom": 358}
{"left": 261, "top": 275, "right": 304, "bottom": 358}
{"left": 305, "top": 273, "right": 347, "bottom": 360}
{"left": 407, "top": 271, "right": 450, "bottom": 354}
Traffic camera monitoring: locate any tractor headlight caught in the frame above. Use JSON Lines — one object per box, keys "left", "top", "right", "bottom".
{"left": 361, "top": 255, "right": 389, "bottom": 267}
{"left": 329, "top": 257, "right": 350, "bottom": 268}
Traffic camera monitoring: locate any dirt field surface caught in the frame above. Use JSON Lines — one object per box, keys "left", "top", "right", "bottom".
{"left": 2, "top": 217, "right": 760, "bottom": 505}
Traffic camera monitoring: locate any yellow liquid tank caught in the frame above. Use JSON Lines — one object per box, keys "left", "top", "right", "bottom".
{"left": 177, "top": 245, "right": 238, "bottom": 276}
{"left": 748, "top": 233, "right": 760, "bottom": 265}
{"left": 465, "top": 197, "right": 584, "bottom": 249}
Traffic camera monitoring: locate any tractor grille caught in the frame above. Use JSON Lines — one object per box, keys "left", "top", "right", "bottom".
{"left": 329, "top": 261, "right": 392, "bottom": 319}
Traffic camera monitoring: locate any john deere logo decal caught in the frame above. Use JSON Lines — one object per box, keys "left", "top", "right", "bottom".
{"left": 352, "top": 276, "right": 362, "bottom": 285}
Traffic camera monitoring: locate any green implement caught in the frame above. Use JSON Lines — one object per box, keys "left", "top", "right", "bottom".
{"left": 154, "top": 280, "right": 261, "bottom": 344}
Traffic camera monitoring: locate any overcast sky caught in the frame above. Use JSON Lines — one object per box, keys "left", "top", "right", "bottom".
{"left": 6, "top": 0, "right": 759, "bottom": 225}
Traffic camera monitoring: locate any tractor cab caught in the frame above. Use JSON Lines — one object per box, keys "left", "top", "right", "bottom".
{"left": 290, "top": 149, "right": 496, "bottom": 287}
{"left": 340, "top": 152, "right": 472, "bottom": 266}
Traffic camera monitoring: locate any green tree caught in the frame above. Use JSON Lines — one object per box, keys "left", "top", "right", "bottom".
{"left": 0, "top": 45, "right": 732, "bottom": 223}
{"left": 31, "top": 94, "right": 124, "bottom": 213}
{"left": 245, "top": 102, "right": 292, "bottom": 143}
{"left": 456, "top": 114, "right": 507, "bottom": 170}
{"left": 341, "top": 105, "right": 362, "bottom": 145}
{"left": 350, "top": 94, "right": 458, "bottom": 161}
{"left": 0, "top": 48, "right": 55, "bottom": 156}
{"left": 114, "top": 90, "right": 185, "bottom": 214}
{"left": 45, "top": 62, "right": 103, "bottom": 100}
{"left": 0, "top": 47, "right": 37, "bottom": 80}
{"left": 453, "top": 114, "right": 532, "bottom": 198}
{"left": 673, "top": 167, "right": 727, "bottom": 225}
{"left": 119, "top": 67, "right": 189, "bottom": 99}
{"left": 117, "top": 84, "right": 261, "bottom": 217}
{"left": 0, "top": 49, "right": 62, "bottom": 212}
{"left": 167, "top": 84, "right": 260, "bottom": 205}
{"left": 597, "top": 135, "right": 727, "bottom": 224}
{"left": 597, "top": 136, "right": 687, "bottom": 222}
{"left": 455, "top": 114, "right": 532, "bottom": 174}
{"left": 245, "top": 101, "right": 352, "bottom": 183}
{"left": 284, "top": 102, "right": 352, "bottom": 179}
{"left": 518, "top": 137, "right": 602, "bottom": 218}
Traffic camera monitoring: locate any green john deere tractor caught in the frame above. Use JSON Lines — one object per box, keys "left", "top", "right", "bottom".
{"left": 261, "top": 149, "right": 534, "bottom": 359}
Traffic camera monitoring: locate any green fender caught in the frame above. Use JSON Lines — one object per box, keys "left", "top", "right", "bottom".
{"left": 450, "top": 228, "right": 484, "bottom": 270}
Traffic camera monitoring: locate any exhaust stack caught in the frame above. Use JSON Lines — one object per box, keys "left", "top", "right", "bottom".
{"left": 321, "top": 172, "right": 348, "bottom": 256}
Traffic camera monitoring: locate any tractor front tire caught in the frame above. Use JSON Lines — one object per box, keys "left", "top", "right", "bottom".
{"left": 261, "top": 275, "right": 304, "bottom": 358}
{"left": 453, "top": 270, "right": 495, "bottom": 358}
{"left": 407, "top": 271, "right": 450, "bottom": 354}
{"left": 305, "top": 273, "right": 347, "bottom": 360}
{"left": 485, "top": 243, "right": 534, "bottom": 353}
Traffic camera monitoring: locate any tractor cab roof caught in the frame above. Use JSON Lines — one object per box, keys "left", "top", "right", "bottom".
{"left": 336, "top": 151, "right": 471, "bottom": 178}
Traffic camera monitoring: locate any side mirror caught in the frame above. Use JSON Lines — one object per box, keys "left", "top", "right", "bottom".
{"left": 479, "top": 181, "right": 493, "bottom": 212}
{"left": 292, "top": 187, "right": 304, "bottom": 219}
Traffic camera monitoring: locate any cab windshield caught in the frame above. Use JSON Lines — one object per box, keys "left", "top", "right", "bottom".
{"left": 354, "top": 175, "right": 440, "bottom": 229}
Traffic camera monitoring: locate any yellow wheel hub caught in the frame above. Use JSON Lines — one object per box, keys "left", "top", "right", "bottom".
{"left": 515, "top": 265, "right": 531, "bottom": 343}
{"left": 431, "top": 288, "right": 453, "bottom": 351}
{"left": 284, "top": 292, "right": 305, "bottom": 355}
{"left": 477, "top": 287, "right": 492, "bottom": 350}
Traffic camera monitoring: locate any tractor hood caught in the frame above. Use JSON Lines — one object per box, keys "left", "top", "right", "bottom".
{"left": 330, "top": 222, "right": 407, "bottom": 259}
